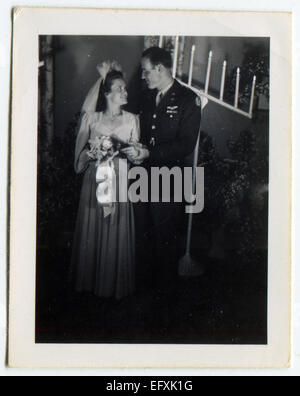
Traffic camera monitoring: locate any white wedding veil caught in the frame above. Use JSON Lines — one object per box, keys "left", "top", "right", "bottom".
{"left": 81, "top": 78, "right": 103, "bottom": 113}
{"left": 81, "top": 60, "right": 123, "bottom": 114}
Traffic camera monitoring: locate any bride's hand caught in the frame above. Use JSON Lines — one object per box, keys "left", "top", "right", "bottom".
{"left": 97, "top": 60, "right": 123, "bottom": 80}
{"left": 97, "top": 61, "right": 112, "bottom": 80}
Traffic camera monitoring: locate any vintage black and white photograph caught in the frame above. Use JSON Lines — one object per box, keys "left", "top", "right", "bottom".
{"left": 8, "top": 8, "right": 291, "bottom": 368}
{"left": 36, "top": 34, "right": 270, "bottom": 345}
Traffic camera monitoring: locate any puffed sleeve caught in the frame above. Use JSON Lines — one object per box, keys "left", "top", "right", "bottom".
{"left": 130, "top": 114, "right": 141, "bottom": 143}
{"left": 74, "top": 113, "right": 91, "bottom": 174}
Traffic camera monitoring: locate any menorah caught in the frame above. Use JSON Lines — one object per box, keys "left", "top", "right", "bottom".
{"left": 160, "top": 36, "right": 257, "bottom": 119}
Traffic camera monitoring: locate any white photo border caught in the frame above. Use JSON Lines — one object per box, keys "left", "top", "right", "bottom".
{"left": 9, "top": 7, "right": 292, "bottom": 368}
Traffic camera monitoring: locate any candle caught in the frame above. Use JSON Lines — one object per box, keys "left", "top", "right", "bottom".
{"left": 205, "top": 51, "right": 213, "bottom": 94}
{"left": 172, "top": 36, "right": 179, "bottom": 78}
{"left": 234, "top": 67, "right": 241, "bottom": 108}
{"left": 158, "top": 36, "right": 164, "bottom": 48}
{"left": 220, "top": 60, "right": 227, "bottom": 101}
{"left": 249, "top": 76, "right": 257, "bottom": 117}
{"left": 188, "top": 45, "right": 196, "bottom": 86}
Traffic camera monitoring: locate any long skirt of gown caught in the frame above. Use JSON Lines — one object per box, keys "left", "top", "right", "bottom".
{"left": 70, "top": 159, "right": 135, "bottom": 300}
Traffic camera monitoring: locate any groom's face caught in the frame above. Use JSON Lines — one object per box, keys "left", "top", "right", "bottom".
{"left": 141, "top": 58, "right": 161, "bottom": 90}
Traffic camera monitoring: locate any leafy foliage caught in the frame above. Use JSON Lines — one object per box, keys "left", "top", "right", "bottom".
{"left": 37, "top": 114, "right": 82, "bottom": 245}
{"left": 197, "top": 119, "right": 269, "bottom": 263}
{"left": 226, "top": 42, "right": 270, "bottom": 109}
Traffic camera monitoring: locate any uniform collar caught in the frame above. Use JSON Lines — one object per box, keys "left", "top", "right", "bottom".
{"left": 155, "top": 79, "right": 181, "bottom": 109}
{"left": 143, "top": 79, "right": 181, "bottom": 109}
{"left": 157, "top": 79, "right": 175, "bottom": 98}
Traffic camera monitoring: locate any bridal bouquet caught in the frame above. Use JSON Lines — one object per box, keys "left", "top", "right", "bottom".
{"left": 87, "top": 136, "right": 124, "bottom": 216}
{"left": 87, "top": 136, "right": 119, "bottom": 166}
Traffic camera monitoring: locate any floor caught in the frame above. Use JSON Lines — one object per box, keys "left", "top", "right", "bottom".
{"left": 36, "top": 244, "right": 267, "bottom": 345}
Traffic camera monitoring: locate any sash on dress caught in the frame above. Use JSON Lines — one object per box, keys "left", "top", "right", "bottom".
{"left": 96, "top": 159, "right": 117, "bottom": 218}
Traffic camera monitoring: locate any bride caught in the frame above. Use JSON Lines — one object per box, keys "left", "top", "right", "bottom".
{"left": 70, "top": 61, "right": 140, "bottom": 300}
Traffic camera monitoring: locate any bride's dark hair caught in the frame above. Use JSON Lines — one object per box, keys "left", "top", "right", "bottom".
{"left": 96, "top": 70, "right": 125, "bottom": 112}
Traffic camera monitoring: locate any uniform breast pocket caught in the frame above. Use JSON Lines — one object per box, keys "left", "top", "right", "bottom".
{"left": 160, "top": 115, "right": 179, "bottom": 142}
{"left": 168, "top": 112, "right": 180, "bottom": 131}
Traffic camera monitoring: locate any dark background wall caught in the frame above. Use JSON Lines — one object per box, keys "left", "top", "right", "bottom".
{"left": 53, "top": 36, "right": 145, "bottom": 136}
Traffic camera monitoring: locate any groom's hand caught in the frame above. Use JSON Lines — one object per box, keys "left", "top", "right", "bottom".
{"left": 121, "top": 145, "right": 150, "bottom": 165}
{"left": 121, "top": 146, "right": 138, "bottom": 159}
{"left": 134, "top": 147, "right": 150, "bottom": 164}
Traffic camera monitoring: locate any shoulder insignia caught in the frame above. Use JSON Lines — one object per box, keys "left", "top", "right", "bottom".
{"left": 195, "top": 96, "right": 202, "bottom": 107}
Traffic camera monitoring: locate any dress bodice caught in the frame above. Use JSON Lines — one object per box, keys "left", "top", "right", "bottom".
{"left": 75, "top": 110, "right": 140, "bottom": 174}
{"left": 89, "top": 111, "right": 140, "bottom": 144}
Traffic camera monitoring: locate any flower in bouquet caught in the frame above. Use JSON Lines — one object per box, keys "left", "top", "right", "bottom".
{"left": 87, "top": 136, "right": 117, "bottom": 166}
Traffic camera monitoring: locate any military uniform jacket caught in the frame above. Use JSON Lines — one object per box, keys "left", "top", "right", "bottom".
{"left": 140, "top": 79, "right": 202, "bottom": 167}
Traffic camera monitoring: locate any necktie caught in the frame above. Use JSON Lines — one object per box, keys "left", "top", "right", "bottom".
{"left": 156, "top": 92, "right": 163, "bottom": 107}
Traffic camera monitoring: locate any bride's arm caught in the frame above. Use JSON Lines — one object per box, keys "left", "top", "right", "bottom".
{"left": 130, "top": 114, "right": 141, "bottom": 144}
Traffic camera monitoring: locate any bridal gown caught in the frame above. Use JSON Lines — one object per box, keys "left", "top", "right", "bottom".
{"left": 70, "top": 110, "right": 140, "bottom": 300}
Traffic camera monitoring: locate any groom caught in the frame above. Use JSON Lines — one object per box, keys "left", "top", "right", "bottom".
{"left": 123, "top": 46, "right": 202, "bottom": 296}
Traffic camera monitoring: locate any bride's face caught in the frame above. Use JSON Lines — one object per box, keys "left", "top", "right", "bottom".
{"left": 106, "top": 78, "right": 128, "bottom": 106}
